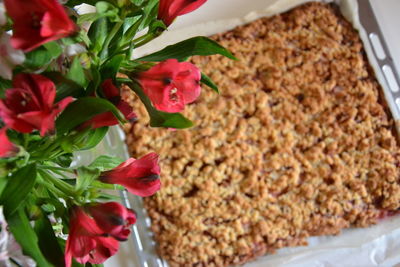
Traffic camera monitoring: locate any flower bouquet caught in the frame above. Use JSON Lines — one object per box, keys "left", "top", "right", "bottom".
{"left": 0, "top": 0, "right": 235, "bottom": 266}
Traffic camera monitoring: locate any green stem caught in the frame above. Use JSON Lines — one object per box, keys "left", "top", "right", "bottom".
{"left": 22, "top": 133, "right": 30, "bottom": 148}
{"left": 50, "top": 169, "right": 73, "bottom": 180}
{"left": 39, "top": 165, "right": 75, "bottom": 174}
{"left": 37, "top": 174, "right": 70, "bottom": 199}
{"left": 131, "top": 33, "right": 152, "bottom": 45}
{"left": 31, "top": 137, "right": 60, "bottom": 159}
{"left": 47, "top": 150, "right": 68, "bottom": 161}
{"left": 38, "top": 169, "right": 75, "bottom": 197}
{"left": 115, "top": 28, "right": 163, "bottom": 57}
{"left": 128, "top": 80, "right": 155, "bottom": 112}
{"left": 133, "top": 31, "right": 162, "bottom": 48}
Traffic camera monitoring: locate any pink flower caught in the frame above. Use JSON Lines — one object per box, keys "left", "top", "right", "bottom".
{"left": 139, "top": 59, "right": 201, "bottom": 113}
{"left": 82, "top": 79, "right": 136, "bottom": 129}
{"left": 87, "top": 202, "right": 136, "bottom": 241}
{"left": 4, "top": 0, "right": 76, "bottom": 52}
{"left": 158, "top": 0, "right": 207, "bottom": 26}
{"left": 100, "top": 153, "right": 161, "bottom": 197}
{"left": 0, "top": 73, "right": 73, "bottom": 136}
{"left": 0, "top": 128, "right": 18, "bottom": 158}
{"left": 65, "top": 206, "right": 119, "bottom": 267}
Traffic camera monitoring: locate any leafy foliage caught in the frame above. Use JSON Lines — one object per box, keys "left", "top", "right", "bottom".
{"left": 0, "top": 0, "right": 233, "bottom": 265}
{"left": 0, "top": 164, "right": 37, "bottom": 216}
{"left": 137, "top": 36, "right": 237, "bottom": 62}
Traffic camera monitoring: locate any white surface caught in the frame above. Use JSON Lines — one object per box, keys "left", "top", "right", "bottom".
{"left": 370, "top": 0, "right": 400, "bottom": 76}
{"left": 106, "top": 0, "right": 400, "bottom": 266}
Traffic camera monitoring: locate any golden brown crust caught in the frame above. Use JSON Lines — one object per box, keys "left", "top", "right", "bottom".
{"left": 122, "top": 2, "right": 400, "bottom": 266}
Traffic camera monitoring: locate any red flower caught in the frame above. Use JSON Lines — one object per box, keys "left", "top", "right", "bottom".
{"left": 100, "top": 153, "right": 161, "bottom": 197}
{"left": 0, "top": 73, "right": 73, "bottom": 136}
{"left": 4, "top": 0, "right": 76, "bottom": 52}
{"left": 83, "top": 79, "right": 136, "bottom": 129}
{"left": 158, "top": 0, "right": 207, "bottom": 26}
{"left": 139, "top": 59, "right": 201, "bottom": 113}
{"left": 65, "top": 206, "right": 119, "bottom": 267}
{"left": 87, "top": 202, "right": 136, "bottom": 241}
{"left": 0, "top": 128, "right": 18, "bottom": 158}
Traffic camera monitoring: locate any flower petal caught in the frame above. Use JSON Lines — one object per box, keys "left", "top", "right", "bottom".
{"left": 88, "top": 202, "right": 137, "bottom": 241}
{"left": 100, "top": 153, "right": 161, "bottom": 197}
{"left": 0, "top": 128, "right": 18, "bottom": 158}
{"left": 17, "top": 110, "right": 54, "bottom": 136}
{"left": 139, "top": 59, "right": 201, "bottom": 112}
{"left": 87, "top": 237, "right": 119, "bottom": 264}
{"left": 101, "top": 79, "right": 120, "bottom": 99}
{"left": 65, "top": 208, "right": 100, "bottom": 267}
{"left": 0, "top": 74, "right": 69, "bottom": 135}
{"left": 13, "top": 73, "right": 56, "bottom": 110}
{"left": 123, "top": 178, "right": 161, "bottom": 197}
{"left": 158, "top": 0, "right": 207, "bottom": 26}
{"left": 4, "top": 0, "right": 75, "bottom": 51}
{"left": 173, "top": 0, "right": 207, "bottom": 16}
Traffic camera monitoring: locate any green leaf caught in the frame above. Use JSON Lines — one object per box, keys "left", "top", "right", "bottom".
{"left": 34, "top": 211, "right": 65, "bottom": 267}
{"left": 95, "top": 1, "right": 120, "bottom": 22}
{"left": 54, "top": 153, "right": 73, "bottom": 168}
{"left": 121, "top": 16, "right": 143, "bottom": 45}
{"left": 88, "top": 17, "right": 108, "bottom": 53}
{"left": 0, "top": 77, "right": 11, "bottom": 98}
{"left": 61, "top": 36, "right": 81, "bottom": 46}
{"left": 137, "top": 36, "right": 237, "bottom": 62}
{"left": 37, "top": 197, "right": 66, "bottom": 217}
{"left": 60, "top": 126, "right": 107, "bottom": 152}
{"left": 40, "top": 203, "right": 56, "bottom": 213}
{"left": 96, "top": 1, "right": 115, "bottom": 14}
{"left": 0, "top": 176, "right": 8, "bottom": 196}
{"left": 138, "top": 0, "right": 158, "bottom": 31}
{"left": 91, "top": 180, "right": 119, "bottom": 190}
{"left": 66, "top": 57, "right": 87, "bottom": 88}
{"left": 97, "top": 193, "right": 122, "bottom": 201}
{"left": 79, "top": 127, "right": 109, "bottom": 150}
{"left": 149, "top": 19, "right": 167, "bottom": 32}
{"left": 43, "top": 42, "right": 63, "bottom": 59}
{"left": 7, "top": 208, "right": 51, "bottom": 267}
{"left": 56, "top": 97, "right": 125, "bottom": 135}
{"left": 116, "top": 77, "right": 133, "bottom": 84}
{"left": 24, "top": 43, "right": 62, "bottom": 69}
{"left": 201, "top": 72, "right": 219, "bottom": 93}
{"left": 88, "top": 155, "right": 124, "bottom": 171}
{"left": 123, "top": 16, "right": 142, "bottom": 34}
{"left": 24, "top": 47, "right": 53, "bottom": 68}
{"left": 60, "top": 137, "right": 75, "bottom": 153}
{"left": 76, "top": 166, "right": 100, "bottom": 192}
{"left": 150, "top": 111, "right": 193, "bottom": 128}
{"left": 77, "top": 12, "right": 101, "bottom": 24}
{"left": 90, "top": 66, "right": 102, "bottom": 91}
{"left": 130, "top": 0, "right": 146, "bottom": 6}
{"left": 100, "top": 55, "right": 125, "bottom": 80}
{"left": 46, "top": 72, "right": 84, "bottom": 102}
{"left": 0, "top": 164, "right": 37, "bottom": 216}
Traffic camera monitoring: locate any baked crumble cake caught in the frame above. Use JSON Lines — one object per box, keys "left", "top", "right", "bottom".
{"left": 123, "top": 2, "right": 400, "bottom": 266}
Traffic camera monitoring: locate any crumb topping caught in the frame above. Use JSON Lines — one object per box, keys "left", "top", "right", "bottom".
{"left": 122, "top": 3, "right": 400, "bottom": 266}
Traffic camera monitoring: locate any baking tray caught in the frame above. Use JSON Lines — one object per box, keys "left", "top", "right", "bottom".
{"left": 100, "top": 0, "right": 400, "bottom": 266}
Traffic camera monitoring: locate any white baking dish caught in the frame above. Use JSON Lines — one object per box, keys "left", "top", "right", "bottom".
{"left": 100, "top": 1, "right": 400, "bottom": 266}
